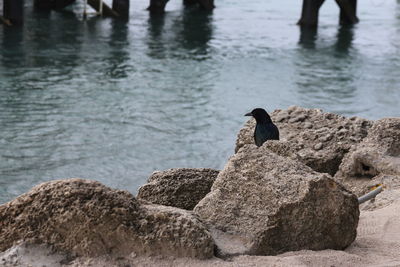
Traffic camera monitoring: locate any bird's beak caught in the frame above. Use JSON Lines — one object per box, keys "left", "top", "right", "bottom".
{"left": 244, "top": 112, "right": 252, "bottom": 116}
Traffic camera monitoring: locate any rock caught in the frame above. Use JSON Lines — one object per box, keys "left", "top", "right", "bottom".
{"left": 194, "top": 145, "right": 359, "bottom": 256}
{"left": 139, "top": 203, "right": 215, "bottom": 259}
{"left": 235, "top": 106, "right": 372, "bottom": 176}
{"left": 0, "top": 179, "right": 214, "bottom": 259}
{"left": 313, "top": 143, "right": 323, "bottom": 151}
{"left": 137, "top": 168, "right": 219, "bottom": 210}
{"left": 335, "top": 118, "right": 400, "bottom": 196}
{"left": 0, "top": 242, "right": 69, "bottom": 267}
{"left": 304, "top": 122, "right": 313, "bottom": 129}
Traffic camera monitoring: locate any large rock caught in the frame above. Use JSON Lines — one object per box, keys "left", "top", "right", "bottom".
{"left": 0, "top": 179, "right": 214, "bottom": 259}
{"left": 137, "top": 168, "right": 219, "bottom": 210}
{"left": 335, "top": 118, "right": 400, "bottom": 196}
{"left": 236, "top": 106, "right": 372, "bottom": 176}
{"left": 194, "top": 145, "right": 359, "bottom": 256}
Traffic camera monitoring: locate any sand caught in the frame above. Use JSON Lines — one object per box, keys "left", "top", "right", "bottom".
{"left": 1, "top": 189, "right": 400, "bottom": 267}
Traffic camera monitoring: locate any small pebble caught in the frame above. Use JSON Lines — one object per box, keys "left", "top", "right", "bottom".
{"left": 314, "top": 143, "right": 323, "bottom": 150}
{"left": 274, "top": 115, "right": 287, "bottom": 122}
{"left": 320, "top": 133, "right": 333, "bottom": 142}
{"left": 304, "top": 122, "right": 313, "bottom": 129}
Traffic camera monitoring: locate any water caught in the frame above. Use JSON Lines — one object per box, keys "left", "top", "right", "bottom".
{"left": 1, "top": 0, "right": 399, "bottom": 204}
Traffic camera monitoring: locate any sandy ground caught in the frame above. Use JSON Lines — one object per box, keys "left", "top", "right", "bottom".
{"left": 1, "top": 190, "right": 400, "bottom": 267}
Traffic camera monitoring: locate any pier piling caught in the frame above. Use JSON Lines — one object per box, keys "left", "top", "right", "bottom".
{"left": 299, "top": 0, "right": 358, "bottom": 27}
{"left": 183, "top": 0, "right": 197, "bottom": 6}
{"left": 112, "top": 0, "right": 129, "bottom": 18}
{"left": 33, "top": 0, "right": 53, "bottom": 10}
{"left": 183, "top": 0, "right": 214, "bottom": 10}
{"left": 34, "top": 0, "right": 76, "bottom": 11}
{"left": 335, "top": 0, "right": 358, "bottom": 24}
{"left": 148, "top": 0, "right": 213, "bottom": 14}
{"left": 147, "top": 0, "right": 169, "bottom": 14}
{"left": 298, "top": 0, "right": 326, "bottom": 27}
{"left": 198, "top": 0, "right": 214, "bottom": 10}
{"left": 3, "top": 0, "right": 24, "bottom": 25}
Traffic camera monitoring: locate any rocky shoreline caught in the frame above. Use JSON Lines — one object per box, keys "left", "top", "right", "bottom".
{"left": 1, "top": 106, "right": 399, "bottom": 266}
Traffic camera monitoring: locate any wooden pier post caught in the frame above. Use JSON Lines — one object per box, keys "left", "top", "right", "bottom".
{"left": 112, "top": 0, "right": 129, "bottom": 18}
{"left": 3, "top": 0, "right": 24, "bottom": 25}
{"left": 298, "top": 0, "right": 326, "bottom": 27}
{"left": 335, "top": 0, "right": 358, "bottom": 25}
{"left": 147, "top": 0, "right": 169, "bottom": 14}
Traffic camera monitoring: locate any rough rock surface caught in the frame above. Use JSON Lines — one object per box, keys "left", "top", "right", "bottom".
{"left": 0, "top": 179, "right": 214, "bottom": 259}
{"left": 2, "top": 194, "right": 400, "bottom": 266}
{"left": 335, "top": 118, "right": 400, "bottom": 196}
{"left": 194, "top": 145, "right": 359, "bottom": 256}
{"left": 236, "top": 106, "right": 372, "bottom": 176}
{"left": 137, "top": 168, "right": 219, "bottom": 210}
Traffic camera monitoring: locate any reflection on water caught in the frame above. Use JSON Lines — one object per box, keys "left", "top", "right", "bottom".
{"left": 298, "top": 26, "right": 318, "bottom": 49}
{"left": 295, "top": 23, "right": 358, "bottom": 114}
{"left": 1, "top": 0, "right": 400, "bottom": 203}
{"left": 2, "top": 27, "right": 25, "bottom": 69}
{"left": 179, "top": 8, "right": 213, "bottom": 56}
{"left": 299, "top": 23, "right": 355, "bottom": 53}
{"left": 106, "top": 20, "right": 130, "bottom": 79}
{"left": 335, "top": 25, "right": 355, "bottom": 55}
{"left": 146, "top": 7, "right": 213, "bottom": 59}
{"left": 147, "top": 14, "right": 167, "bottom": 58}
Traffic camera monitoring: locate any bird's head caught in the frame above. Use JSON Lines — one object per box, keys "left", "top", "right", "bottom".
{"left": 245, "top": 108, "right": 272, "bottom": 123}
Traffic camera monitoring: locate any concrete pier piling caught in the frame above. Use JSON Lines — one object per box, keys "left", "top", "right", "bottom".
{"left": 148, "top": 0, "right": 214, "bottom": 14}
{"left": 298, "top": 0, "right": 326, "bottom": 27}
{"left": 298, "top": 0, "right": 358, "bottom": 27}
{"left": 183, "top": 0, "right": 197, "bottom": 6}
{"left": 198, "top": 0, "right": 214, "bottom": 10}
{"left": 33, "top": 0, "right": 53, "bottom": 10}
{"left": 335, "top": 0, "right": 359, "bottom": 24}
{"left": 3, "top": 0, "right": 24, "bottom": 25}
{"left": 0, "top": 0, "right": 362, "bottom": 27}
{"left": 112, "top": 0, "right": 129, "bottom": 18}
{"left": 147, "top": 0, "right": 169, "bottom": 14}
{"left": 183, "top": 0, "right": 214, "bottom": 10}
{"left": 34, "top": 0, "right": 76, "bottom": 11}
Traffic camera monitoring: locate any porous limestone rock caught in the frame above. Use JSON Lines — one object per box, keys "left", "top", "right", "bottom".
{"left": 0, "top": 179, "right": 214, "bottom": 259}
{"left": 236, "top": 106, "right": 372, "bottom": 176}
{"left": 335, "top": 118, "right": 400, "bottom": 196}
{"left": 137, "top": 168, "right": 219, "bottom": 210}
{"left": 194, "top": 145, "right": 359, "bottom": 256}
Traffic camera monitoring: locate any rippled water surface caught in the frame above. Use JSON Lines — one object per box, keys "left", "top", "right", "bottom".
{"left": 1, "top": 0, "right": 400, "bottom": 203}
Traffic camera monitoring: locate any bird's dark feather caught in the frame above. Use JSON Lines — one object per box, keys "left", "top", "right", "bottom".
{"left": 245, "top": 108, "right": 279, "bottom": 147}
{"left": 254, "top": 123, "right": 279, "bottom": 147}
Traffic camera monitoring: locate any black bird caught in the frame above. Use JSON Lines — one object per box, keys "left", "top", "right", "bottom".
{"left": 245, "top": 108, "right": 279, "bottom": 147}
